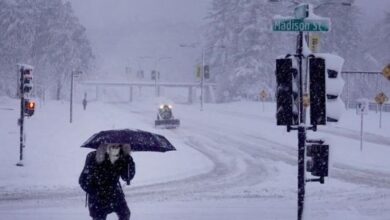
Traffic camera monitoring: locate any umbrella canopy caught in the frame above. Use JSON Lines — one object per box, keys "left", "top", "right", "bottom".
{"left": 81, "top": 129, "right": 176, "bottom": 152}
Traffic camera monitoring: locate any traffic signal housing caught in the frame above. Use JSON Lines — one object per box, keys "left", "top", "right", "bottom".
{"left": 24, "top": 99, "right": 36, "bottom": 117}
{"left": 204, "top": 65, "right": 210, "bottom": 79}
{"left": 309, "top": 57, "right": 326, "bottom": 125}
{"left": 22, "top": 67, "right": 33, "bottom": 94}
{"left": 196, "top": 65, "right": 202, "bottom": 79}
{"left": 306, "top": 143, "right": 329, "bottom": 183}
{"left": 275, "top": 58, "right": 299, "bottom": 126}
{"left": 151, "top": 70, "right": 157, "bottom": 80}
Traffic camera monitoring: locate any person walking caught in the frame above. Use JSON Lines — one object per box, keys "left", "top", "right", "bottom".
{"left": 82, "top": 98, "right": 87, "bottom": 110}
{"left": 82, "top": 92, "right": 88, "bottom": 110}
{"left": 79, "top": 144, "right": 135, "bottom": 220}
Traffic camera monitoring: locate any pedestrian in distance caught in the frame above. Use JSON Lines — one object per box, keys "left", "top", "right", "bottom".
{"left": 82, "top": 98, "right": 87, "bottom": 110}
{"left": 79, "top": 144, "right": 136, "bottom": 220}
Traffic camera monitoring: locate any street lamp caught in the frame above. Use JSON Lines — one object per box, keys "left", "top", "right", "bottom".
{"left": 180, "top": 43, "right": 225, "bottom": 111}
{"left": 70, "top": 70, "right": 82, "bottom": 123}
{"left": 153, "top": 56, "right": 172, "bottom": 97}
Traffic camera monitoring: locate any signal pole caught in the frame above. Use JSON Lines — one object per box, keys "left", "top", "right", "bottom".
{"left": 272, "top": 3, "right": 335, "bottom": 220}
{"left": 16, "top": 64, "right": 34, "bottom": 167}
{"left": 201, "top": 48, "right": 204, "bottom": 111}
{"left": 296, "top": 31, "right": 306, "bottom": 220}
{"left": 17, "top": 67, "right": 25, "bottom": 167}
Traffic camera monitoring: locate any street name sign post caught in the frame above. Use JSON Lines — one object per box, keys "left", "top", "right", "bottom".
{"left": 375, "top": 92, "right": 389, "bottom": 128}
{"left": 356, "top": 99, "right": 369, "bottom": 151}
{"left": 272, "top": 3, "right": 331, "bottom": 220}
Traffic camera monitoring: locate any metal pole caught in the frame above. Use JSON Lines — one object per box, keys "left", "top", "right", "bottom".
{"left": 298, "top": 125, "right": 306, "bottom": 220}
{"left": 201, "top": 48, "right": 205, "bottom": 111}
{"left": 360, "top": 113, "right": 363, "bottom": 151}
{"left": 70, "top": 71, "right": 74, "bottom": 123}
{"left": 346, "top": 73, "right": 350, "bottom": 109}
{"left": 157, "top": 72, "right": 160, "bottom": 97}
{"left": 379, "top": 104, "right": 382, "bottom": 128}
{"left": 297, "top": 31, "right": 306, "bottom": 220}
{"left": 262, "top": 100, "right": 265, "bottom": 112}
{"left": 17, "top": 68, "right": 24, "bottom": 166}
{"left": 129, "top": 86, "right": 133, "bottom": 102}
{"left": 155, "top": 73, "right": 157, "bottom": 97}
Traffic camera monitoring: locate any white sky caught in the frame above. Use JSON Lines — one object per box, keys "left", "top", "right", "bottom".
{"left": 66, "top": 0, "right": 389, "bottom": 79}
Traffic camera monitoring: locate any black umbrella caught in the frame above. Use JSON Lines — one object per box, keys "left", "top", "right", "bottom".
{"left": 81, "top": 129, "right": 176, "bottom": 152}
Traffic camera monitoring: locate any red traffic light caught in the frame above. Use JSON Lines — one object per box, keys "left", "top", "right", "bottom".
{"left": 26, "top": 101, "right": 35, "bottom": 110}
{"left": 24, "top": 100, "right": 36, "bottom": 116}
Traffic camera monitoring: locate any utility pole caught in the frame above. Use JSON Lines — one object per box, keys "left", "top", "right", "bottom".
{"left": 70, "top": 70, "right": 82, "bottom": 123}
{"left": 179, "top": 44, "right": 225, "bottom": 111}
{"left": 18, "top": 68, "right": 25, "bottom": 167}
{"left": 201, "top": 48, "right": 205, "bottom": 111}
{"left": 296, "top": 31, "right": 306, "bottom": 220}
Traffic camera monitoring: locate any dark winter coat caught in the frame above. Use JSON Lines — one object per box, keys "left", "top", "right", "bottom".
{"left": 79, "top": 150, "right": 135, "bottom": 217}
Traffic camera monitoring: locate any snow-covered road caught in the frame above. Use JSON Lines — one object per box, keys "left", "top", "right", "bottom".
{"left": 1, "top": 98, "right": 390, "bottom": 219}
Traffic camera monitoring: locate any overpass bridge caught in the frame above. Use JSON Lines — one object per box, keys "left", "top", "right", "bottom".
{"left": 79, "top": 81, "right": 217, "bottom": 104}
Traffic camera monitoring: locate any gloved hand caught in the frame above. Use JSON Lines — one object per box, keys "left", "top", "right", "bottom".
{"left": 122, "top": 144, "right": 131, "bottom": 155}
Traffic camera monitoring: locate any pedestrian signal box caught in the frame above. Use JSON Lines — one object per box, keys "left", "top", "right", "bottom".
{"left": 24, "top": 100, "right": 35, "bottom": 117}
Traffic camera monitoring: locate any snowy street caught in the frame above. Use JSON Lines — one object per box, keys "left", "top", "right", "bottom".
{"left": 1, "top": 96, "right": 390, "bottom": 219}
{"left": 0, "top": 0, "right": 389, "bottom": 219}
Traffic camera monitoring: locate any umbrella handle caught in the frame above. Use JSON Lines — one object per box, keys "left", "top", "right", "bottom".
{"left": 126, "top": 163, "right": 130, "bottom": 185}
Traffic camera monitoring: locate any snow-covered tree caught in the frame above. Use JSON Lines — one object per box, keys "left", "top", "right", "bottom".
{"left": 314, "top": 1, "right": 364, "bottom": 71}
{"left": 205, "top": 0, "right": 365, "bottom": 101}
{"left": 0, "top": 0, "right": 94, "bottom": 99}
{"left": 367, "top": 11, "right": 390, "bottom": 69}
{"left": 206, "top": 0, "right": 291, "bottom": 101}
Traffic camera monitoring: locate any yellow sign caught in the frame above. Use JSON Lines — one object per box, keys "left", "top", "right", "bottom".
{"left": 196, "top": 65, "right": 202, "bottom": 79}
{"left": 382, "top": 64, "right": 390, "bottom": 80}
{"left": 309, "top": 34, "right": 320, "bottom": 53}
{"left": 260, "top": 90, "right": 268, "bottom": 100}
{"left": 375, "top": 92, "right": 389, "bottom": 105}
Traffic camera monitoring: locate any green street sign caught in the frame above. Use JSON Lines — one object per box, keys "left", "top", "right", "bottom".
{"left": 272, "top": 18, "right": 330, "bottom": 32}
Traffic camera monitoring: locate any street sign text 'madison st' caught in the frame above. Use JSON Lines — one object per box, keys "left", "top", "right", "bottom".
{"left": 272, "top": 18, "right": 331, "bottom": 32}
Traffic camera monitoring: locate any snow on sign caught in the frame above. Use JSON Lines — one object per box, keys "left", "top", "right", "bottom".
{"left": 356, "top": 99, "right": 369, "bottom": 115}
{"left": 294, "top": 4, "right": 309, "bottom": 19}
{"left": 272, "top": 18, "right": 330, "bottom": 32}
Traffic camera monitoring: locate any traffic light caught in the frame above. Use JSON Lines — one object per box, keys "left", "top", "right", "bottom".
{"left": 196, "top": 65, "right": 202, "bottom": 79}
{"left": 137, "top": 70, "right": 144, "bottom": 79}
{"left": 275, "top": 58, "right": 299, "bottom": 126}
{"left": 22, "top": 68, "right": 33, "bottom": 94}
{"left": 309, "top": 57, "right": 326, "bottom": 125}
{"left": 24, "top": 99, "right": 36, "bottom": 117}
{"left": 306, "top": 143, "right": 329, "bottom": 183}
{"left": 204, "top": 65, "right": 210, "bottom": 79}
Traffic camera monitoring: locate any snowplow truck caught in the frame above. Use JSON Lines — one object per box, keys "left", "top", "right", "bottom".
{"left": 155, "top": 104, "right": 180, "bottom": 129}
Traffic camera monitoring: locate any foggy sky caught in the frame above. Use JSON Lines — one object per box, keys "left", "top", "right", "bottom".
{"left": 67, "top": 0, "right": 389, "bottom": 80}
